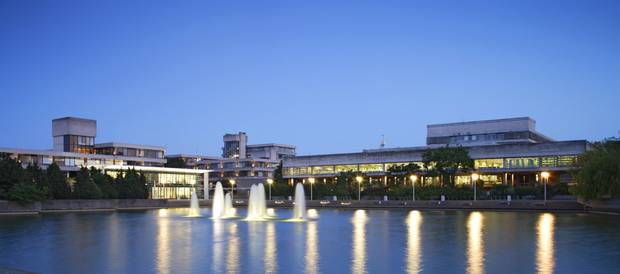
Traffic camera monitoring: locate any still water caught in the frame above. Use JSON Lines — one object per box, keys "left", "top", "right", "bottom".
{"left": 1, "top": 209, "right": 619, "bottom": 274}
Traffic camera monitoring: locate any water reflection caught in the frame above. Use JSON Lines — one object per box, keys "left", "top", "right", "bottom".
{"left": 156, "top": 215, "right": 170, "bottom": 274}
{"left": 406, "top": 211, "right": 423, "bottom": 274}
{"left": 352, "top": 210, "right": 368, "bottom": 274}
{"left": 212, "top": 221, "right": 224, "bottom": 273}
{"left": 265, "top": 222, "right": 277, "bottom": 274}
{"left": 305, "top": 221, "right": 319, "bottom": 274}
{"left": 536, "top": 213, "right": 555, "bottom": 274}
{"left": 467, "top": 212, "right": 485, "bottom": 274}
{"left": 226, "top": 223, "right": 240, "bottom": 274}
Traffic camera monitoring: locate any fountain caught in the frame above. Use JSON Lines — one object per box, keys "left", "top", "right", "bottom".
{"left": 224, "top": 192, "right": 236, "bottom": 217}
{"left": 211, "top": 182, "right": 226, "bottom": 219}
{"left": 292, "top": 183, "right": 306, "bottom": 220}
{"left": 187, "top": 191, "right": 201, "bottom": 217}
{"left": 246, "top": 183, "right": 269, "bottom": 220}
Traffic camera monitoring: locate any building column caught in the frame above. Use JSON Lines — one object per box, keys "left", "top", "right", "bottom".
{"left": 203, "top": 172, "right": 209, "bottom": 200}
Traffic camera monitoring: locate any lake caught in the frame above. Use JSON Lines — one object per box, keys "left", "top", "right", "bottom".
{"left": 1, "top": 208, "right": 619, "bottom": 273}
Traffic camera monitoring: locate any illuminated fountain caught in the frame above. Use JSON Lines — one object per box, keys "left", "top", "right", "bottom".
{"left": 246, "top": 184, "right": 270, "bottom": 220}
{"left": 211, "top": 182, "right": 226, "bottom": 219}
{"left": 292, "top": 183, "right": 307, "bottom": 220}
{"left": 186, "top": 191, "right": 202, "bottom": 217}
{"left": 224, "top": 192, "right": 236, "bottom": 217}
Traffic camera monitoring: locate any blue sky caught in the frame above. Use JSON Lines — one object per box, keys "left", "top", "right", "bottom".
{"left": 1, "top": 0, "right": 619, "bottom": 156}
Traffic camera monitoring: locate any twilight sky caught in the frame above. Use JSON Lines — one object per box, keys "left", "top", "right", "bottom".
{"left": 1, "top": 0, "right": 619, "bottom": 156}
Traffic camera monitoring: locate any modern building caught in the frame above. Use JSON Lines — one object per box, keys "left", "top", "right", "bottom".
{"left": 283, "top": 117, "right": 590, "bottom": 187}
{"left": 0, "top": 117, "right": 208, "bottom": 199}
{"left": 197, "top": 132, "right": 295, "bottom": 189}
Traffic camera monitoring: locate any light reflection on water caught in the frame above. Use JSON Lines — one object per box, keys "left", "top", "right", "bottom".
{"left": 156, "top": 213, "right": 170, "bottom": 274}
{"left": 265, "top": 222, "right": 277, "bottom": 274}
{"left": 305, "top": 221, "right": 319, "bottom": 274}
{"left": 536, "top": 213, "right": 555, "bottom": 274}
{"left": 1, "top": 208, "right": 618, "bottom": 274}
{"left": 467, "top": 212, "right": 484, "bottom": 274}
{"left": 406, "top": 211, "right": 422, "bottom": 274}
{"left": 352, "top": 210, "right": 368, "bottom": 274}
{"left": 226, "top": 223, "right": 240, "bottom": 274}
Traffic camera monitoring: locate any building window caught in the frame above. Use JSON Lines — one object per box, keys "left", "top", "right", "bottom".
{"left": 474, "top": 159, "right": 503, "bottom": 169}
{"left": 335, "top": 165, "right": 358, "bottom": 173}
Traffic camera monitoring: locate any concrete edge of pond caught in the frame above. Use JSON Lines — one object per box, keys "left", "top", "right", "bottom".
{"left": 1, "top": 199, "right": 619, "bottom": 215}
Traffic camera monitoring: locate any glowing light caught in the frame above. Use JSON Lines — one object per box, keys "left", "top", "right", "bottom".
{"left": 351, "top": 210, "right": 367, "bottom": 274}
{"left": 536, "top": 213, "right": 555, "bottom": 274}
{"left": 305, "top": 221, "right": 319, "bottom": 274}
{"left": 309, "top": 178, "right": 316, "bottom": 184}
{"left": 267, "top": 179, "right": 274, "bottom": 185}
{"left": 541, "top": 172, "right": 550, "bottom": 179}
{"left": 467, "top": 212, "right": 484, "bottom": 274}
{"left": 406, "top": 211, "right": 423, "bottom": 274}
{"left": 307, "top": 209, "right": 319, "bottom": 219}
{"left": 471, "top": 173, "right": 480, "bottom": 181}
{"left": 356, "top": 176, "right": 363, "bottom": 183}
{"left": 409, "top": 175, "right": 418, "bottom": 182}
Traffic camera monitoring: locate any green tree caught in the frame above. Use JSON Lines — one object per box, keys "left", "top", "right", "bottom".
{"left": 271, "top": 163, "right": 293, "bottom": 197}
{"left": 46, "top": 162, "right": 72, "bottom": 199}
{"left": 90, "top": 167, "right": 118, "bottom": 199}
{"left": 574, "top": 139, "right": 620, "bottom": 200}
{"left": 73, "top": 167, "right": 102, "bottom": 199}
{"left": 165, "top": 158, "right": 188, "bottom": 168}
{"left": 422, "top": 146, "right": 474, "bottom": 187}
{"left": 0, "top": 153, "right": 24, "bottom": 200}
{"left": 123, "top": 169, "right": 148, "bottom": 199}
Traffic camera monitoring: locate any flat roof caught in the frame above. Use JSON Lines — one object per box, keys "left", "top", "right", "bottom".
{"left": 102, "top": 165, "right": 210, "bottom": 174}
{"left": 0, "top": 147, "right": 167, "bottom": 163}
{"left": 52, "top": 116, "right": 97, "bottom": 123}
{"left": 247, "top": 143, "right": 296, "bottom": 149}
{"left": 94, "top": 142, "right": 165, "bottom": 151}
{"left": 427, "top": 117, "right": 533, "bottom": 128}
{"left": 165, "top": 154, "right": 217, "bottom": 159}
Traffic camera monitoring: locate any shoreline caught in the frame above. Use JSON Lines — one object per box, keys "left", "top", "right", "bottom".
{"left": 2, "top": 198, "right": 618, "bottom": 215}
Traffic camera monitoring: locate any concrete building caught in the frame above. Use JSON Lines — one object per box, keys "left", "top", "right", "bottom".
{"left": 283, "top": 117, "right": 590, "bottom": 188}
{"left": 198, "top": 132, "right": 295, "bottom": 190}
{"left": 0, "top": 117, "right": 208, "bottom": 200}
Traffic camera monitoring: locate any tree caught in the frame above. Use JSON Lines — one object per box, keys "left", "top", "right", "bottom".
{"left": 0, "top": 153, "right": 24, "bottom": 200}
{"left": 422, "top": 146, "right": 474, "bottom": 187}
{"left": 271, "top": 163, "right": 293, "bottom": 197}
{"left": 123, "top": 169, "right": 148, "bottom": 199}
{"left": 574, "top": 139, "right": 620, "bottom": 200}
{"left": 90, "top": 167, "right": 118, "bottom": 199}
{"left": 73, "top": 167, "right": 102, "bottom": 199}
{"left": 165, "top": 158, "right": 188, "bottom": 168}
{"left": 46, "top": 162, "right": 72, "bottom": 199}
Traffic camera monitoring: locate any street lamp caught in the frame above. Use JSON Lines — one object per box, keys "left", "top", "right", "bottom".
{"left": 229, "top": 179, "right": 236, "bottom": 201}
{"left": 471, "top": 173, "right": 479, "bottom": 201}
{"left": 541, "top": 171, "right": 550, "bottom": 203}
{"left": 355, "top": 176, "right": 363, "bottom": 201}
{"left": 409, "top": 175, "right": 418, "bottom": 201}
{"left": 308, "top": 178, "right": 316, "bottom": 200}
{"left": 267, "top": 178, "right": 273, "bottom": 200}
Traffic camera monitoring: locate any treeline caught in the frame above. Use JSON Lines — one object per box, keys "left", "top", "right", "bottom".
{"left": 0, "top": 154, "right": 148, "bottom": 204}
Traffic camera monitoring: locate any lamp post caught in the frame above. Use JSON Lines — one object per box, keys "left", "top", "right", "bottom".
{"left": 267, "top": 178, "right": 273, "bottom": 200}
{"left": 409, "top": 175, "right": 418, "bottom": 201}
{"left": 471, "top": 173, "right": 479, "bottom": 201}
{"left": 229, "top": 179, "right": 236, "bottom": 201}
{"left": 355, "top": 176, "right": 363, "bottom": 201}
{"left": 308, "top": 177, "right": 315, "bottom": 200}
{"left": 541, "top": 171, "right": 550, "bottom": 203}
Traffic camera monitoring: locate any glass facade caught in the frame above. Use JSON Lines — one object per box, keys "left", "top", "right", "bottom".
{"left": 474, "top": 159, "right": 503, "bottom": 169}
{"left": 283, "top": 155, "right": 581, "bottom": 177}
{"left": 63, "top": 135, "right": 94, "bottom": 153}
